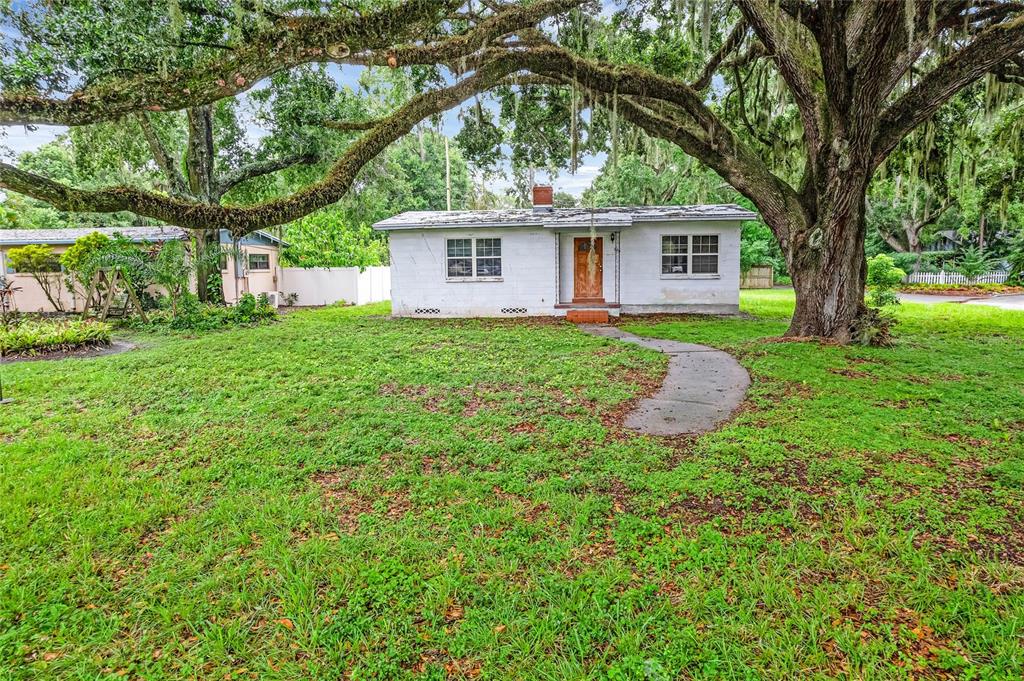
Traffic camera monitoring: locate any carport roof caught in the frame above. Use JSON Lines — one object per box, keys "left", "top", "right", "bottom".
{"left": 373, "top": 204, "right": 757, "bottom": 231}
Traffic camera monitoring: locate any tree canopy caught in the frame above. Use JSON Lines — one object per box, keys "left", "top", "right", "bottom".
{"left": 2, "top": 0, "right": 1024, "bottom": 340}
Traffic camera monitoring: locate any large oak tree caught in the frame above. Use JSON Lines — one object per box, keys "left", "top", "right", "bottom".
{"left": 2, "top": 0, "right": 1023, "bottom": 341}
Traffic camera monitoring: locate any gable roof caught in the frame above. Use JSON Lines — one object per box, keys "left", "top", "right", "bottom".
{"left": 373, "top": 204, "right": 758, "bottom": 231}
{"left": 0, "top": 226, "right": 287, "bottom": 247}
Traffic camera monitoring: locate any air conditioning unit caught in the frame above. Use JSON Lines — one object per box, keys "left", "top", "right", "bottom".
{"left": 264, "top": 291, "right": 282, "bottom": 308}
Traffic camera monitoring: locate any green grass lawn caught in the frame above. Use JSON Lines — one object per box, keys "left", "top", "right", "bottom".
{"left": 2, "top": 291, "right": 1022, "bottom": 679}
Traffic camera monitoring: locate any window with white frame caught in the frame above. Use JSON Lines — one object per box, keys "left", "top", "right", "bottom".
{"left": 661, "top": 235, "right": 718, "bottom": 276}
{"left": 248, "top": 253, "right": 270, "bottom": 271}
{"left": 446, "top": 237, "right": 502, "bottom": 278}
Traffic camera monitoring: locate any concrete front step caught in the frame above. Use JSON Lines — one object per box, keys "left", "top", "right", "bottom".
{"left": 566, "top": 309, "right": 610, "bottom": 324}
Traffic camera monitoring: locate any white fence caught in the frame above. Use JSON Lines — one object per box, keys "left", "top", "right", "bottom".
{"left": 905, "top": 270, "right": 1008, "bottom": 285}
{"left": 280, "top": 266, "right": 390, "bottom": 307}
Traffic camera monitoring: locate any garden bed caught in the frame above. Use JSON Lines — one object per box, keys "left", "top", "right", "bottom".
{"left": 898, "top": 282, "right": 1023, "bottom": 296}
{"left": 0, "top": 318, "right": 113, "bottom": 358}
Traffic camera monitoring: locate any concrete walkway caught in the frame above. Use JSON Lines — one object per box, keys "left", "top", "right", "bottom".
{"left": 580, "top": 325, "right": 750, "bottom": 436}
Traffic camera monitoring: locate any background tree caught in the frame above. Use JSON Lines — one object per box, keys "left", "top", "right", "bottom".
{"left": 5, "top": 244, "right": 65, "bottom": 311}
{"left": 2, "top": 1, "right": 1024, "bottom": 341}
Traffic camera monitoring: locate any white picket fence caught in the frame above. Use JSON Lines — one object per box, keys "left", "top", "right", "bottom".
{"left": 905, "top": 270, "right": 1008, "bottom": 285}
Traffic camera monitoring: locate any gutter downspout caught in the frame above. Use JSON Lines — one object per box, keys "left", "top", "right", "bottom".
{"left": 553, "top": 231, "right": 560, "bottom": 308}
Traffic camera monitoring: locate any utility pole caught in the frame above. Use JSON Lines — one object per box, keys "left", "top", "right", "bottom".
{"left": 445, "top": 136, "right": 452, "bottom": 212}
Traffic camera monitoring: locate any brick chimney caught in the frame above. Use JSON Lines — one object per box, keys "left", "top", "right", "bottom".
{"left": 532, "top": 184, "right": 553, "bottom": 212}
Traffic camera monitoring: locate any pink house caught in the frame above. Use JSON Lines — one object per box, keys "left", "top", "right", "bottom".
{"left": 0, "top": 226, "right": 286, "bottom": 312}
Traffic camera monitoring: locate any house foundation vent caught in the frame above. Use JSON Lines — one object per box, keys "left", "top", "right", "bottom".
{"left": 500, "top": 307, "right": 527, "bottom": 315}
{"left": 414, "top": 308, "right": 441, "bottom": 315}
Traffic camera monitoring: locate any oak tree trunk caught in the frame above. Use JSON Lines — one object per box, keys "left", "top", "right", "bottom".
{"left": 783, "top": 170, "right": 870, "bottom": 343}
{"left": 193, "top": 228, "right": 220, "bottom": 303}
{"left": 787, "top": 233, "right": 867, "bottom": 342}
{"left": 186, "top": 105, "right": 217, "bottom": 303}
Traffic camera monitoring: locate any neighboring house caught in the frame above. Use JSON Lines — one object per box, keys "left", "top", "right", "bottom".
{"left": 0, "top": 226, "right": 285, "bottom": 312}
{"left": 928, "top": 230, "right": 961, "bottom": 253}
{"left": 374, "top": 186, "right": 755, "bottom": 319}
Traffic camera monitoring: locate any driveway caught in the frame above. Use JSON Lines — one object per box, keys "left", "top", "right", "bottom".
{"left": 965, "top": 294, "right": 1024, "bottom": 311}
{"left": 898, "top": 292, "right": 1024, "bottom": 311}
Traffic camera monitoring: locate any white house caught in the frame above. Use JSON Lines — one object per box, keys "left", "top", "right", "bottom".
{"left": 373, "top": 186, "right": 756, "bottom": 321}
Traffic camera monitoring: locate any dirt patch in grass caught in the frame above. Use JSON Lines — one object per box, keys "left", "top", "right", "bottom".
{"left": 603, "top": 365, "right": 665, "bottom": 428}
{"left": 137, "top": 514, "right": 183, "bottom": 549}
{"left": 828, "top": 367, "right": 872, "bottom": 379}
{"left": 406, "top": 650, "right": 482, "bottom": 677}
{"left": 658, "top": 494, "right": 758, "bottom": 534}
{"left": 313, "top": 471, "right": 412, "bottom": 533}
{"left": 421, "top": 454, "right": 459, "bottom": 475}
{"left": 562, "top": 530, "right": 619, "bottom": 578}
{"left": 508, "top": 421, "right": 539, "bottom": 434}
{"left": 491, "top": 485, "right": 557, "bottom": 526}
{"left": 822, "top": 606, "right": 966, "bottom": 678}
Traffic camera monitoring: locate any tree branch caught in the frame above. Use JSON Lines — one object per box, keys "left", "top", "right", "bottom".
{"left": 215, "top": 152, "right": 321, "bottom": 198}
{"left": 338, "top": 0, "right": 584, "bottom": 69}
{"left": 692, "top": 20, "right": 748, "bottom": 91}
{"left": 873, "top": 16, "right": 1024, "bottom": 167}
{"left": 735, "top": 0, "right": 825, "bottom": 155}
{"left": 609, "top": 95, "right": 809, "bottom": 242}
{"left": 0, "top": 0, "right": 582, "bottom": 126}
{"left": 134, "top": 112, "right": 189, "bottom": 198}
{"left": 0, "top": 60, "right": 519, "bottom": 234}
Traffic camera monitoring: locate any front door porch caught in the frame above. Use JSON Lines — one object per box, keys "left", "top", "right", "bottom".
{"left": 572, "top": 236, "right": 604, "bottom": 302}
{"left": 555, "top": 231, "right": 621, "bottom": 316}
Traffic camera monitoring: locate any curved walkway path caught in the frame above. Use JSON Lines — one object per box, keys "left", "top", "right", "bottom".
{"left": 580, "top": 325, "right": 750, "bottom": 436}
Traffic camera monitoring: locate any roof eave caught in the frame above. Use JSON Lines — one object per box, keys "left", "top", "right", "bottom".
{"left": 374, "top": 221, "right": 546, "bottom": 231}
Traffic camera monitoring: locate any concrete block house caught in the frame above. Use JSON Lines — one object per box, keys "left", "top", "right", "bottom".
{"left": 374, "top": 186, "right": 755, "bottom": 321}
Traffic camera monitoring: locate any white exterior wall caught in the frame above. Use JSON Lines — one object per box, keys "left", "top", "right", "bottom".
{"left": 388, "top": 228, "right": 557, "bottom": 317}
{"left": 280, "top": 266, "right": 390, "bottom": 306}
{"left": 619, "top": 220, "right": 741, "bottom": 313}
{"left": 385, "top": 219, "right": 742, "bottom": 317}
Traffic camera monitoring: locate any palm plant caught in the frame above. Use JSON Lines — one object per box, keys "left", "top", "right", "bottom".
{"left": 1006, "top": 233, "right": 1024, "bottom": 285}
{"left": 955, "top": 246, "right": 998, "bottom": 282}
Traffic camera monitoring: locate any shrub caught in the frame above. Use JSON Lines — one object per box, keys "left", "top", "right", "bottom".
{"left": 6, "top": 244, "right": 67, "bottom": 312}
{"left": 281, "top": 216, "right": 388, "bottom": 268}
{"left": 955, "top": 246, "right": 998, "bottom": 280}
{"left": 899, "top": 282, "right": 1022, "bottom": 294}
{"left": 60, "top": 231, "right": 111, "bottom": 292}
{"left": 1006, "top": 232, "right": 1024, "bottom": 285}
{"left": 0, "top": 318, "right": 112, "bottom": 355}
{"left": 136, "top": 292, "right": 277, "bottom": 331}
{"left": 866, "top": 254, "right": 906, "bottom": 308}
{"left": 851, "top": 307, "right": 897, "bottom": 347}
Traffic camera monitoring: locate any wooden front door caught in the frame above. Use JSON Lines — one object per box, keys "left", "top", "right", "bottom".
{"left": 573, "top": 237, "right": 604, "bottom": 302}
